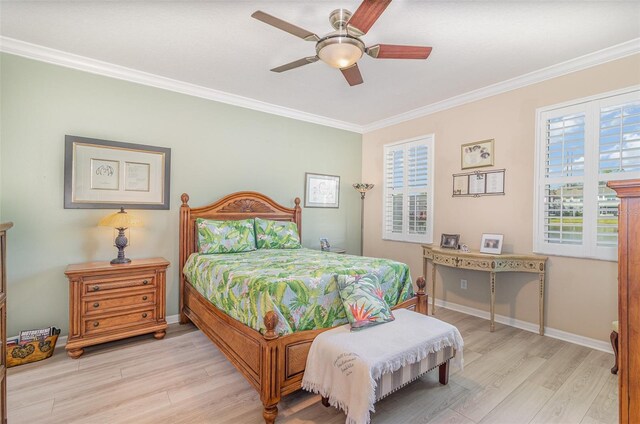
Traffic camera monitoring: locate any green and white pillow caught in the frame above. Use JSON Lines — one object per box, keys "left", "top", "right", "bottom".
{"left": 254, "top": 217, "right": 301, "bottom": 249}
{"left": 196, "top": 218, "right": 256, "bottom": 254}
{"left": 336, "top": 274, "right": 395, "bottom": 331}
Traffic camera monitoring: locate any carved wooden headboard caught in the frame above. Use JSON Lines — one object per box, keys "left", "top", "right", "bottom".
{"left": 178, "top": 191, "right": 302, "bottom": 309}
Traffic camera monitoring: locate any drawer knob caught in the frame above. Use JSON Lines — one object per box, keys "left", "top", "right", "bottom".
{"left": 93, "top": 285, "right": 100, "bottom": 291}
{"left": 142, "top": 296, "right": 148, "bottom": 301}
{"left": 93, "top": 322, "right": 99, "bottom": 327}
{"left": 142, "top": 313, "right": 148, "bottom": 318}
{"left": 143, "top": 280, "right": 149, "bottom": 285}
{"left": 93, "top": 302, "right": 100, "bottom": 308}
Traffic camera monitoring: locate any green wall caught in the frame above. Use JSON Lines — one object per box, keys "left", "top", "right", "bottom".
{"left": 0, "top": 53, "right": 362, "bottom": 336}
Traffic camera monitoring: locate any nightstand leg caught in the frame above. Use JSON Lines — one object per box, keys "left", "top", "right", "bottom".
{"left": 67, "top": 348, "right": 84, "bottom": 359}
{"left": 154, "top": 330, "right": 166, "bottom": 340}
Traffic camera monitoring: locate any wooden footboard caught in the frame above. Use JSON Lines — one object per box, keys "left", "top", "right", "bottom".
{"left": 182, "top": 276, "right": 427, "bottom": 423}
{"left": 179, "top": 191, "right": 429, "bottom": 423}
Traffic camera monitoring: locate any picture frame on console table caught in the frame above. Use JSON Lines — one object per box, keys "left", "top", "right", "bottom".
{"left": 440, "top": 234, "right": 460, "bottom": 249}
{"left": 480, "top": 233, "right": 504, "bottom": 254}
{"left": 64, "top": 135, "right": 171, "bottom": 209}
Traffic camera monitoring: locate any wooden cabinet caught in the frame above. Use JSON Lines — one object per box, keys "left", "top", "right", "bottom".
{"left": 609, "top": 179, "right": 640, "bottom": 424}
{"left": 65, "top": 257, "right": 169, "bottom": 358}
{"left": 0, "top": 223, "right": 12, "bottom": 424}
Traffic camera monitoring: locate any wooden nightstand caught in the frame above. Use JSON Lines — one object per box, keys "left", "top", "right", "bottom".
{"left": 64, "top": 257, "right": 169, "bottom": 358}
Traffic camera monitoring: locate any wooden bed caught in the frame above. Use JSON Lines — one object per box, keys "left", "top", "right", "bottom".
{"left": 179, "top": 191, "right": 428, "bottom": 423}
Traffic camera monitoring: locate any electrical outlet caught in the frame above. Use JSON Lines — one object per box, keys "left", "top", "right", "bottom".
{"left": 460, "top": 279, "right": 468, "bottom": 289}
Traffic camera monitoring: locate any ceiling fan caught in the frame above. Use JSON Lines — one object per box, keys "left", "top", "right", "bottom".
{"left": 251, "top": 0, "right": 432, "bottom": 86}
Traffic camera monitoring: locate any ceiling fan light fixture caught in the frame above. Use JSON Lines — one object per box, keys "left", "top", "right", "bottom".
{"left": 316, "top": 36, "right": 364, "bottom": 69}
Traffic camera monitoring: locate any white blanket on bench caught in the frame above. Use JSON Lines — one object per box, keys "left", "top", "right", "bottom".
{"left": 301, "top": 309, "right": 463, "bottom": 424}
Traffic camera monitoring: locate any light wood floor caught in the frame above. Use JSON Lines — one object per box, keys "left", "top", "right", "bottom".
{"left": 7, "top": 308, "right": 618, "bottom": 423}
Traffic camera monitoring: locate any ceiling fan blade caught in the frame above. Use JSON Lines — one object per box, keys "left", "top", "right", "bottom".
{"left": 347, "top": 0, "right": 392, "bottom": 35}
{"left": 271, "top": 56, "right": 319, "bottom": 73}
{"left": 367, "top": 44, "right": 432, "bottom": 59}
{"left": 251, "top": 11, "right": 320, "bottom": 42}
{"left": 340, "top": 63, "right": 364, "bottom": 86}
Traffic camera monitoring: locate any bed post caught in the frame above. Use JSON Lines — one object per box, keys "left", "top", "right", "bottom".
{"left": 261, "top": 311, "right": 280, "bottom": 424}
{"left": 416, "top": 276, "right": 428, "bottom": 315}
{"left": 293, "top": 197, "right": 302, "bottom": 240}
{"left": 179, "top": 193, "right": 191, "bottom": 325}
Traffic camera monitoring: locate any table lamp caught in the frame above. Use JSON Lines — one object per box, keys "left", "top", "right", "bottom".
{"left": 353, "top": 183, "right": 374, "bottom": 255}
{"left": 99, "top": 207, "right": 141, "bottom": 264}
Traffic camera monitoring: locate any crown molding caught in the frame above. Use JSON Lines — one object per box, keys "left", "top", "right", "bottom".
{"left": 1, "top": 36, "right": 638, "bottom": 135}
{"left": 362, "top": 38, "right": 640, "bottom": 133}
{"left": 0, "top": 36, "right": 364, "bottom": 133}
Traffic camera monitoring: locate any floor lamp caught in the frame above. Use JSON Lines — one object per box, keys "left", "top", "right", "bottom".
{"left": 353, "top": 183, "right": 374, "bottom": 256}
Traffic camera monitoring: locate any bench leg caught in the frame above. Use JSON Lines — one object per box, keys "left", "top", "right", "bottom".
{"left": 439, "top": 360, "right": 450, "bottom": 385}
{"left": 611, "top": 331, "right": 619, "bottom": 375}
{"left": 321, "top": 396, "right": 330, "bottom": 407}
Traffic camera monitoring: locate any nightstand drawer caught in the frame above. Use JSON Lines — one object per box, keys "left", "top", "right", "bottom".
{"left": 83, "top": 274, "right": 155, "bottom": 295}
{"left": 83, "top": 291, "right": 155, "bottom": 315}
{"left": 84, "top": 308, "right": 155, "bottom": 335}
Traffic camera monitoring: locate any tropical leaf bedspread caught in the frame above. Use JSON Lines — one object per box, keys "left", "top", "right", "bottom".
{"left": 183, "top": 248, "right": 414, "bottom": 335}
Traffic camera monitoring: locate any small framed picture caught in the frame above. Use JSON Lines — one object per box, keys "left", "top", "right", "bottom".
{"left": 440, "top": 234, "right": 460, "bottom": 249}
{"left": 461, "top": 139, "right": 494, "bottom": 169}
{"left": 319, "top": 238, "right": 330, "bottom": 251}
{"left": 480, "top": 233, "right": 504, "bottom": 254}
{"left": 304, "top": 173, "right": 340, "bottom": 208}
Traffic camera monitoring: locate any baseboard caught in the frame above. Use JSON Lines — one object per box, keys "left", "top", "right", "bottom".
{"left": 39, "top": 314, "right": 182, "bottom": 350}
{"left": 433, "top": 299, "right": 613, "bottom": 354}
{"left": 166, "top": 313, "right": 180, "bottom": 325}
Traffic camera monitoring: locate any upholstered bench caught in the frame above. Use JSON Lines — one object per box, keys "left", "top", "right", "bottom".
{"left": 320, "top": 343, "right": 455, "bottom": 410}
{"left": 302, "top": 309, "right": 463, "bottom": 424}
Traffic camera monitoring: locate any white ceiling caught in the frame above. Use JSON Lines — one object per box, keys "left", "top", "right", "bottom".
{"left": 1, "top": 1, "right": 639, "bottom": 129}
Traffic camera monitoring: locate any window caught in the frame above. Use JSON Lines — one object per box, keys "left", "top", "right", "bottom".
{"left": 534, "top": 88, "right": 640, "bottom": 260}
{"left": 383, "top": 135, "right": 434, "bottom": 243}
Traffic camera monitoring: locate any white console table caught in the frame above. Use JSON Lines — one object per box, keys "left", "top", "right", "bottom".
{"left": 422, "top": 245, "right": 548, "bottom": 335}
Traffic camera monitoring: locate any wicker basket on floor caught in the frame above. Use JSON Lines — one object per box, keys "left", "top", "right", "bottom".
{"left": 7, "top": 328, "right": 60, "bottom": 368}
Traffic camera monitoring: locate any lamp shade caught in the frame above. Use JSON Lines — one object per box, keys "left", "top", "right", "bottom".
{"left": 318, "top": 41, "right": 363, "bottom": 69}
{"left": 353, "top": 183, "right": 375, "bottom": 194}
{"left": 98, "top": 207, "right": 141, "bottom": 229}
{"left": 316, "top": 34, "right": 365, "bottom": 69}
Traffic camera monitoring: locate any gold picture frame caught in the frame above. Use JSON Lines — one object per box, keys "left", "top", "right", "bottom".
{"left": 461, "top": 139, "right": 494, "bottom": 169}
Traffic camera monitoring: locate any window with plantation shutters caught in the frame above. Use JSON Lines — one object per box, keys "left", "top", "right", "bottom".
{"left": 534, "top": 88, "right": 640, "bottom": 260}
{"left": 383, "top": 136, "right": 434, "bottom": 243}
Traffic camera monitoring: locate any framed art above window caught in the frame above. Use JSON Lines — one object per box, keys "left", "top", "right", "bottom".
{"left": 533, "top": 87, "right": 640, "bottom": 261}
{"left": 64, "top": 135, "right": 171, "bottom": 209}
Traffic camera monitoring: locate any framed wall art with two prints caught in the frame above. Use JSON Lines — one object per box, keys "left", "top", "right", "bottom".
{"left": 64, "top": 135, "right": 171, "bottom": 209}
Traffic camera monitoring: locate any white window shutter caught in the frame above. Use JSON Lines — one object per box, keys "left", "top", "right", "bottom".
{"left": 383, "top": 136, "right": 434, "bottom": 243}
{"left": 534, "top": 88, "right": 640, "bottom": 260}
